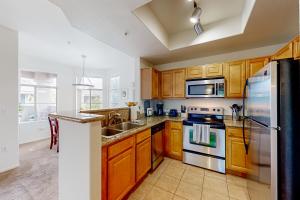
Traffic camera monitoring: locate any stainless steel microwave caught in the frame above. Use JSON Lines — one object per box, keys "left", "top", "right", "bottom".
{"left": 186, "top": 77, "right": 225, "bottom": 98}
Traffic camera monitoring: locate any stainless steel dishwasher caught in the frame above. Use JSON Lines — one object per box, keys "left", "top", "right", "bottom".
{"left": 151, "top": 122, "right": 165, "bottom": 170}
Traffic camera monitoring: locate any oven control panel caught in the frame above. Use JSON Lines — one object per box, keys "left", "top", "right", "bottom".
{"left": 187, "top": 106, "right": 224, "bottom": 115}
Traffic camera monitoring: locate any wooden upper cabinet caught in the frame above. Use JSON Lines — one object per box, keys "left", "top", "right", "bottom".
{"left": 224, "top": 60, "right": 246, "bottom": 98}
{"left": 161, "top": 71, "right": 173, "bottom": 98}
{"left": 272, "top": 42, "right": 293, "bottom": 60}
{"left": 164, "top": 121, "right": 183, "bottom": 160}
{"left": 173, "top": 69, "right": 186, "bottom": 98}
{"left": 293, "top": 36, "right": 300, "bottom": 59}
{"left": 141, "top": 68, "right": 160, "bottom": 99}
{"left": 246, "top": 57, "right": 269, "bottom": 79}
{"left": 161, "top": 69, "right": 186, "bottom": 98}
{"left": 205, "top": 63, "right": 223, "bottom": 77}
{"left": 186, "top": 64, "right": 223, "bottom": 79}
{"left": 186, "top": 66, "right": 204, "bottom": 79}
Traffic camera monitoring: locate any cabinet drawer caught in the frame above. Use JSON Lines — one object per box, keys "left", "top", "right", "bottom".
{"left": 136, "top": 129, "right": 151, "bottom": 144}
{"left": 226, "top": 127, "right": 249, "bottom": 138}
{"left": 108, "top": 136, "right": 134, "bottom": 159}
{"left": 170, "top": 121, "right": 182, "bottom": 130}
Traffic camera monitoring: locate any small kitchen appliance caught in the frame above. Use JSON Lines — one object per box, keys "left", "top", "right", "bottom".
{"left": 146, "top": 108, "right": 153, "bottom": 117}
{"left": 169, "top": 109, "right": 178, "bottom": 117}
{"left": 183, "top": 106, "right": 225, "bottom": 173}
{"left": 186, "top": 77, "right": 225, "bottom": 98}
{"left": 156, "top": 103, "right": 164, "bottom": 116}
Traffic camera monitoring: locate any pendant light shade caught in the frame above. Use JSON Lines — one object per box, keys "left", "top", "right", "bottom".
{"left": 73, "top": 55, "right": 94, "bottom": 89}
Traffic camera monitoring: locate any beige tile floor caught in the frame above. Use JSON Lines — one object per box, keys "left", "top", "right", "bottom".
{"left": 128, "top": 158, "right": 250, "bottom": 200}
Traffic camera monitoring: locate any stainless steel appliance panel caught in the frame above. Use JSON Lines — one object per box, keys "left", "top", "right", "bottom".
{"left": 186, "top": 78, "right": 225, "bottom": 98}
{"left": 151, "top": 123, "right": 164, "bottom": 170}
{"left": 183, "top": 126, "right": 225, "bottom": 158}
{"left": 246, "top": 61, "right": 278, "bottom": 200}
{"left": 183, "top": 151, "right": 225, "bottom": 173}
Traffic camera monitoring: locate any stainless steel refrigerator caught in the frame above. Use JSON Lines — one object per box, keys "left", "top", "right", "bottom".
{"left": 243, "top": 59, "right": 300, "bottom": 200}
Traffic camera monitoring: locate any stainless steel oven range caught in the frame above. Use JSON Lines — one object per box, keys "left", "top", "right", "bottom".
{"left": 183, "top": 106, "right": 225, "bottom": 173}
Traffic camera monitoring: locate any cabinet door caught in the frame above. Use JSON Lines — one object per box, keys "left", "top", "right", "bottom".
{"left": 102, "top": 147, "right": 108, "bottom": 200}
{"left": 161, "top": 71, "right": 173, "bottom": 98}
{"left": 226, "top": 136, "right": 248, "bottom": 173}
{"left": 108, "top": 147, "right": 135, "bottom": 200}
{"left": 136, "top": 138, "right": 151, "bottom": 181}
{"left": 224, "top": 60, "right": 246, "bottom": 98}
{"left": 165, "top": 121, "right": 183, "bottom": 160}
{"left": 173, "top": 69, "right": 186, "bottom": 98}
{"left": 293, "top": 36, "right": 300, "bottom": 59}
{"left": 246, "top": 57, "right": 269, "bottom": 79}
{"left": 152, "top": 69, "right": 159, "bottom": 99}
{"left": 186, "top": 66, "right": 204, "bottom": 79}
{"left": 205, "top": 63, "right": 223, "bottom": 77}
{"left": 271, "top": 42, "right": 293, "bottom": 60}
{"left": 141, "top": 68, "right": 152, "bottom": 99}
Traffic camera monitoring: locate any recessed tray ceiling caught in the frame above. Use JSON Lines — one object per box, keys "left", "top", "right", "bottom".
{"left": 134, "top": 0, "right": 254, "bottom": 50}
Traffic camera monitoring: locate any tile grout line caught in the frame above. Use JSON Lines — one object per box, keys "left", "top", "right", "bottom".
{"left": 199, "top": 171, "right": 205, "bottom": 200}
{"left": 172, "top": 163, "right": 186, "bottom": 200}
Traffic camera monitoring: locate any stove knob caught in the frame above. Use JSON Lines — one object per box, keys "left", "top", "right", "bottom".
{"left": 191, "top": 108, "right": 194, "bottom": 110}
{"left": 217, "top": 109, "right": 220, "bottom": 112}
{"left": 213, "top": 109, "right": 216, "bottom": 111}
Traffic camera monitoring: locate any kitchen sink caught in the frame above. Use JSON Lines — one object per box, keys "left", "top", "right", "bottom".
{"left": 109, "top": 122, "right": 144, "bottom": 131}
{"left": 101, "top": 127, "right": 123, "bottom": 138}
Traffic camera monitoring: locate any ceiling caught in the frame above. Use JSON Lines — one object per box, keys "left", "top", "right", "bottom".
{"left": 48, "top": 0, "right": 299, "bottom": 65}
{"left": 149, "top": 0, "right": 246, "bottom": 35}
{"left": 0, "top": 0, "right": 133, "bottom": 69}
{"left": 0, "top": 0, "right": 298, "bottom": 67}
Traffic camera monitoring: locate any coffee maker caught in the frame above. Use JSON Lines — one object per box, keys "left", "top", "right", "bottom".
{"left": 156, "top": 103, "right": 164, "bottom": 116}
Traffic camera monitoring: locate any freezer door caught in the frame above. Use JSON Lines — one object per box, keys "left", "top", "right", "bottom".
{"left": 247, "top": 120, "right": 272, "bottom": 200}
{"left": 247, "top": 61, "right": 277, "bottom": 127}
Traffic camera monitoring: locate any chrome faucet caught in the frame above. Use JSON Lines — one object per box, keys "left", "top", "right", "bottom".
{"left": 108, "top": 111, "right": 122, "bottom": 126}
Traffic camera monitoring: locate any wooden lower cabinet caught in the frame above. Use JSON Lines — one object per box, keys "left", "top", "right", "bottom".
{"left": 164, "top": 121, "right": 183, "bottom": 160}
{"left": 104, "top": 129, "right": 151, "bottom": 200}
{"left": 226, "top": 127, "right": 249, "bottom": 175}
{"left": 102, "top": 147, "right": 108, "bottom": 200}
{"left": 108, "top": 146, "right": 135, "bottom": 200}
{"left": 107, "top": 136, "right": 135, "bottom": 200}
{"left": 136, "top": 137, "right": 151, "bottom": 181}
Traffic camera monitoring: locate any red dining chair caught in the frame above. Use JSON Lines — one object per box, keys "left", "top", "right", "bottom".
{"left": 48, "top": 116, "right": 59, "bottom": 153}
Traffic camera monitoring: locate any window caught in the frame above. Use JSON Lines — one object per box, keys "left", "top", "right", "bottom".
{"left": 109, "top": 76, "right": 121, "bottom": 107}
{"left": 76, "top": 77, "right": 103, "bottom": 110}
{"left": 19, "top": 71, "right": 57, "bottom": 122}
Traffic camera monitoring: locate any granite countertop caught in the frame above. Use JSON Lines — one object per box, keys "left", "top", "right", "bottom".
{"left": 101, "top": 116, "right": 183, "bottom": 146}
{"left": 49, "top": 111, "right": 105, "bottom": 123}
{"left": 101, "top": 116, "right": 250, "bottom": 146}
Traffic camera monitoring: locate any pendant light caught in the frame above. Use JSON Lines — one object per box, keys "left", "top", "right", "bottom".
{"left": 73, "top": 55, "right": 94, "bottom": 89}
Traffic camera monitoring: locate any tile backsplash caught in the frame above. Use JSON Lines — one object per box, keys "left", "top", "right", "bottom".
{"left": 160, "top": 98, "right": 243, "bottom": 116}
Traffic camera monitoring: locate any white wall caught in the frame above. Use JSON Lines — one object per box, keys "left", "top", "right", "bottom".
{"left": 0, "top": 25, "right": 19, "bottom": 172}
{"left": 155, "top": 44, "right": 284, "bottom": 115}
{"left": 106, "top": 57, "right": 136, "bottom": 106}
